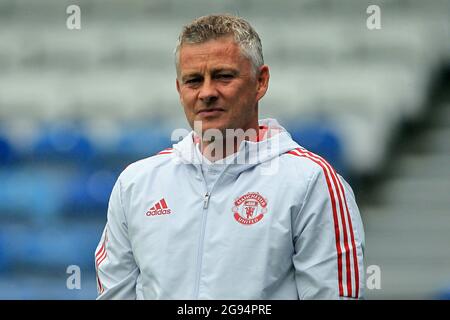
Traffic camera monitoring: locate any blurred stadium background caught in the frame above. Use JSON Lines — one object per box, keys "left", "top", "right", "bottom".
{"left": 0, "top": 0, "right": 449, "bottom": 299}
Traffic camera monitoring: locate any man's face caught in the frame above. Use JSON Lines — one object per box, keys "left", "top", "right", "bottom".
{"left": 176, "top": 36, "right": 269, "bottom": 135}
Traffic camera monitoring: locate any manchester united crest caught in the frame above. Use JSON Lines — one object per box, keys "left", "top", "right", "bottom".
{"left": 232, "top": 192, "right": 268, "bottom": 225}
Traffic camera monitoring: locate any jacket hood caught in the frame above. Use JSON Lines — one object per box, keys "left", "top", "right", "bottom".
{"left": 172, "top": 118, "right": 300, "bottom": 175}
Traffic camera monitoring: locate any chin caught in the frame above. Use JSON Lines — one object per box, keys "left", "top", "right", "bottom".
{"left": 196, "top": 118, "right": 228, "bottom": 133}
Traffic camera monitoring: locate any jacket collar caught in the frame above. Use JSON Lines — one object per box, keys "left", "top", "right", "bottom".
{"left": 172, "top": 118, "right": 300, "bottom": 175}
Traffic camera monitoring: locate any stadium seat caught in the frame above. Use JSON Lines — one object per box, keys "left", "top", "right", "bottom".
{"left": 31, "top": 123, "right": 95, "bottom": 161}
{"left": 287, "top": 122, "right": 345, "bottom": 175}
{"left": 0, "top": 133, "right": 15, "bottom": 165}
{"left": 0, "top": 223, "right": 104, "bottom": 271}
{"left": 0, "top": 168, "right": 63, "bottom": 218}
{"left": 117, "top": 124, "right": 172, "bottom": 158}
{"left": 61, "top": 169, "right": 117, "bottom": 216}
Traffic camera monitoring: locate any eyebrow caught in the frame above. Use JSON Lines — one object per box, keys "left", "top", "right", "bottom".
{"left": 181, "top": 73, "right": 202, "bottom": 83}
{"left": 211, "top": 67, "right": 239, "bottom": 77}
{"left": 181, "top": 68, "right": 239, "bottom": 82}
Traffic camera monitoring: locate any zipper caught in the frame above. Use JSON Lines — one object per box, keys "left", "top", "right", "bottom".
{"left": 203, "top": 193, "right": 210, "bottom": 209}
{"left": 193, "top": 166, "right": 229, "bottom": 299}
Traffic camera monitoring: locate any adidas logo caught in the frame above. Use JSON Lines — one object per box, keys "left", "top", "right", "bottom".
{"left": 146, "top": 198, "right": 172, "bottom": 216}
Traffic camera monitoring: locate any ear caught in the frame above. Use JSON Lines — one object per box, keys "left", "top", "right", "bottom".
{"left": 176, "top": 78, "right": 185, "bottom": 109}
{"left": 176, "top": 78, "right": 181, "bottom": 95}
{"left": 255, "top": 65, "right": 270, "bottom": 102}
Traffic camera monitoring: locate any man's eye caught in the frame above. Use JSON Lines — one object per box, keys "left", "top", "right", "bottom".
{"left": 217, "top": 74, "right": 233, "bottom": 80}
{"left": 185, "top": 78, "right": 201, "bottom": 84}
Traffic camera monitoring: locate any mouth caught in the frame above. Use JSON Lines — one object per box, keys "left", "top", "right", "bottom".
{"left": 196, "top": 108, "right": 225, "bottom": 117}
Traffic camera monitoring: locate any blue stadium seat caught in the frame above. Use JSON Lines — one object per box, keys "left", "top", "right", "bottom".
{"left": 61, "top": 169, "right": 117, "bottom": 216}
{"left": 0, "top": 275, "right": 98, "bottom": 299}
{"left": 287, "top": 122, "right": 346, "bottom": 176}
{"left": 0, "top": 232, "right": 9, "bottom": 272}
{"left": 434, "top": 285, "right": 450, "bottom": 300}
{"left": 0, "top": 168, "right": 64, "bottom": 218}
{"left": 0, "top": 133, "right": 15, "bottom": 165}
{"left": 31, "top": 123, "right": 95, "bottom": 161}
{"left": 0, "top": 223, "right": 104, "bottom": 272}
{"left": 117, "top": 124, "right": 172, "bottom": 158}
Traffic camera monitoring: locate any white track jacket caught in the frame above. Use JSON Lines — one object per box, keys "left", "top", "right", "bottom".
{"left": 95, "top": 119, "right": 365, "bottom": 300}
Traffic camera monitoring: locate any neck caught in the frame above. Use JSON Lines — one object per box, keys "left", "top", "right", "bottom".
{"left": 199, "top": 123, "right": 261, "bottom": 162}
{"left": 200, "top": 138, "right": 238, "bottom": 162}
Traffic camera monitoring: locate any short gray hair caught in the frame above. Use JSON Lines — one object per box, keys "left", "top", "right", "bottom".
{"left": 174, "top": 14, "right": 264, "bottom": 76}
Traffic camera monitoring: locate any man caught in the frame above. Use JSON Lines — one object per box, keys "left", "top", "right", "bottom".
{"left": 95, "top": 14, "right": 365, "bottom": 299}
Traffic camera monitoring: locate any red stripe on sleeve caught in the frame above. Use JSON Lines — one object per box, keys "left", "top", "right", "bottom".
{"left": 296, "top": 148, "right": 354, "bottom": 297}
{"left": 288, "top": 148, "right": 344, "bottom": 297}
{"left": 289, "top": 148, "right": 360, "bottom": 298}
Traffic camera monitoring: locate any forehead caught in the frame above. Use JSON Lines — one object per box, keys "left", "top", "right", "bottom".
{"left": 178, "top": 36, "right": 247, "bottom": 71}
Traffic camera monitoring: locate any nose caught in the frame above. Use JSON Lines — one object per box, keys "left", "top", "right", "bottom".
{"left": 198, "top": 78, "right": 218, "bottom": 105}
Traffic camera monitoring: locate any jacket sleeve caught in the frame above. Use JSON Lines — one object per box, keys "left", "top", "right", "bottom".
{"left": 292, "top": 166, "right": 365, "bottom": 299}
{"left": 95, "top": 177, "right": 140, "bottom": 300}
